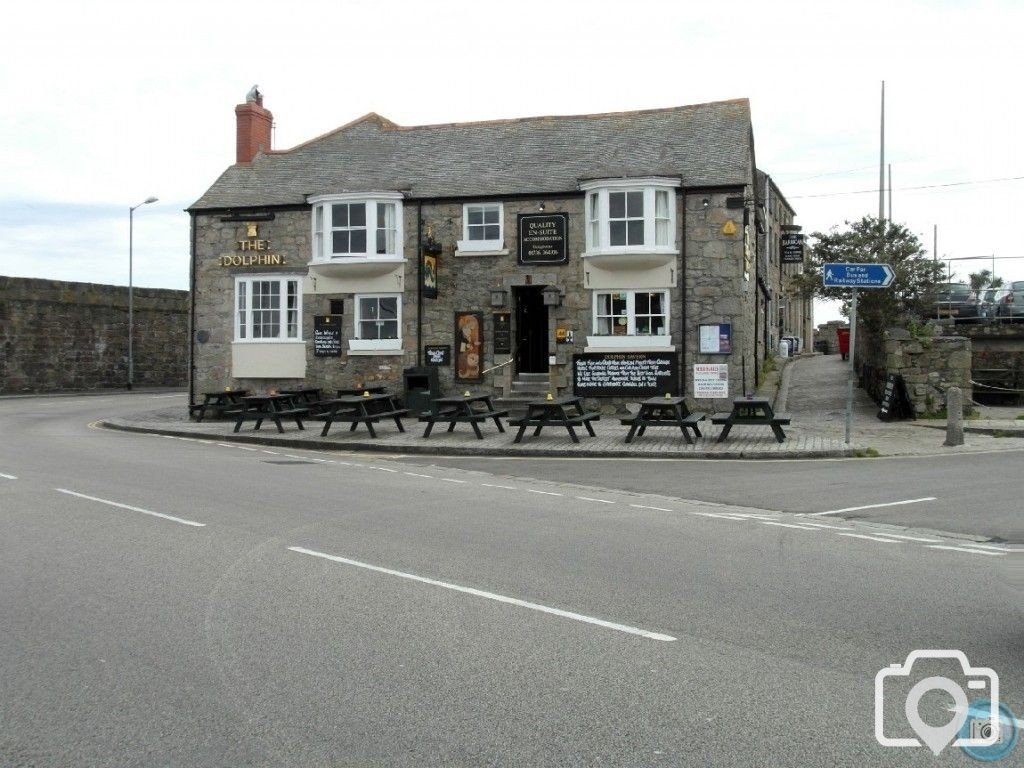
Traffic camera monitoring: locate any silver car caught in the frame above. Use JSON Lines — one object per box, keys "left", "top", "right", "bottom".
{"left": 997, "top": 281, "right": 1024, "bottom": 318}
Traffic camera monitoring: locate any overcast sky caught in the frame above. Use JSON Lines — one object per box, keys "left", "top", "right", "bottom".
{"left": 2, "top": 0, "right": 1021, "bottom": 325}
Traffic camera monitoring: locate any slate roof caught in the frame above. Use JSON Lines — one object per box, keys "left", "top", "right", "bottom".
{"left": 190, "top": 99, "right": 754, "bottom": 211}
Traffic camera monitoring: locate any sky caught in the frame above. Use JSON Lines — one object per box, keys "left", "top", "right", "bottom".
{"left": 2, "top": 0, "right": 1022, "bottom": 326}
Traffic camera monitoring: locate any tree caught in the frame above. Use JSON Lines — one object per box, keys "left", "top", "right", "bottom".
{"left": 789, "top": 216, "right": 944, "bottom": 336}
{"left": 968, "top": 269, "right": 1003, "bottom": 294}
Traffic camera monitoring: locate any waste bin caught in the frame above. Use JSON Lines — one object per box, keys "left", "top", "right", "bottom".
{"left": 778, "top": 339, "right": 791, "bottom": 358}
{"left": 403, "top": 366, "right": 439, "bottom": 415}
{"left": 836, "top": 328, "right": 850, "bottom": 361}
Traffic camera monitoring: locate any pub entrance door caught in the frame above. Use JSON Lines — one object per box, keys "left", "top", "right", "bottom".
{"left": 513, "top": 286, "right": 548, "bottom": 374}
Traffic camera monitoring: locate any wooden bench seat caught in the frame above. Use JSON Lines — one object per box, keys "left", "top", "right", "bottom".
{"left": 420, "top": 408, "right": 510, "bottom": 439}
{"left": 712, "top": 411, "right": 791, "bottom": 443}
{"left": 320, "top": 407, "right": 409, "bottom": 438}
{"left": 233, "top": 406, "right": 309, "bottom": 434}
{"left": 508, "top": 412, "right": 600, "bottom": 444}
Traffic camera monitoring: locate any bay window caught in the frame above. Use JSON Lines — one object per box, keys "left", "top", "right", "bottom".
{"left": 581, "top": 178, "right": 680, "bottom": 256}
{"left": 309, "top": 193, "right": 404, "bottom": 260}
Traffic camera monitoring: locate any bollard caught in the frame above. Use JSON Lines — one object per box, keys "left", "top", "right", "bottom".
{"left": 944, "top": 387, "right": 964, "bottom": 447}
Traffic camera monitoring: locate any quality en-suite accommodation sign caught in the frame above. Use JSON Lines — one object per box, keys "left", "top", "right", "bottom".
{"left": 219, "top": 222, "right": 289, "bottom": 267}
{"left": 518, "top": 213, "right": 568, "bottom": 264}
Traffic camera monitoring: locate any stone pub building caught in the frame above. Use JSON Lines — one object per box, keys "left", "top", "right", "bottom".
{"left": 189, "top": 91, "right": 805, "bottom": 412}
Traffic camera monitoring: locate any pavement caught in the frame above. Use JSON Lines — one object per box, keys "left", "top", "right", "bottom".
{"left": 99, "top": 354, "right": 1024, "bottom": 460}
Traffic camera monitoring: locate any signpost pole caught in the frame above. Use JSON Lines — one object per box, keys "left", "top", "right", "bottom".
{"left": 845, "top": 288, "right": 858, "bottom": 445}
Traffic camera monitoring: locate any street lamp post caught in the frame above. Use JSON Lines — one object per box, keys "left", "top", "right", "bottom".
{"left": 128, "top": 196, "right": 158, "bottom": 390}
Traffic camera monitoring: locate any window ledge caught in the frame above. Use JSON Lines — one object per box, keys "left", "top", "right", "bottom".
{"left": 585, "top": 336, "right": 674, "bottom": 353}
{"left": 348, "top": 339, "right": 403, "bottom": 354}
{"left": 309, "top": 257, "right": 405, "bottom": 278}
{"left": 582, "top": 250, "right": 678, "bottom": 270}
{"left": 455, "top": 247, "right": 509, "bottom": 258}
{"left": 232, "top": 339, "right": 305, "bottom": 345}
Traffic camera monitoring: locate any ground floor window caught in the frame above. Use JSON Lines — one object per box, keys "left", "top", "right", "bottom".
{"left": 593, "top": 290, "right": 668, "bottom": 336}
{"left": 235, "top": 276, "right": 300, "bottom": 341}
{"left": 356, "top": 294, "right": 401, "bottom": 343}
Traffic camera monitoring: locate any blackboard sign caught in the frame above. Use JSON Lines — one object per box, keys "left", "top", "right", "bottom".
{"left": 781, "top": 233, "right": 805, "bottom": 264}
{"left": 573, "top": 353, "right": 678, "bottom": 397}
{"left": 877, "top": 373, "right": 914, "bottom": 421}
{"left": 518, "top": 213, "right": 568, "bottom": 264}
{"left": 493, "top": 312, "right": 512, "bottom": 355}
{"left": 313, "top": 315, "right": 342, "bottom": 357}
{"left": 424, "top": 345, "right": 451, "bottom": 366}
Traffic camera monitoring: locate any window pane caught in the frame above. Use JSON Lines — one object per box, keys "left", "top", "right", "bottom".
{"left": 609, "top": 221, "right": 626, "bottom": 246}
{"left": 483, "top": 208, "right": 499, "bottom": 224}
{"left": 609, "top": 192, "right": 625, "bottom": 219}
{"left": 626, "top": 191, "right": 643, "bottom": 217}
{"left": 359, "top": 321, "right": 379, "bottom": 340}
{"left": 655, "top": 190, "right": 669, "bottom": 218}
{"left": 380, "top": 320, "right": 398, "bottom": 340}
{"left": 597, "top": 293, "right": 611, "bottom": 314}
{"left": 332, "top": 204, "right": 348, "bottom": 227}
{"left": 349, "top": 203, "right": 366, "bottom": 227}
{"left": 627, "top": 220, "right": 644, "bottom": 245}
{"left": 379, "top": 297, "right": 397, "bottom": 320}
{"left": 333, "top": 231, "right": 349, "bottom": 254}
{"left": 652, "top": 316, "right": 666, "bottom": 335}
{"left": 360, "top": 297, "right": 378, "bottom": 320}
{"left": 636, "top": 292, "right": 650, "bottom": 314}
{"left": 637, "top": 317, "right": 651, "bottom": 335}
{"left": 484, "top": 225, "right": 500, "bottom": 240}
{"left": 650, "top": 292, "right": 664, "bottom": 313}
{"left": 351, "top": 230, "right": 366, "bottom": 253}
{"left": 656, "top": 219, "right": 670, "bottom": 246}
{"left": 589, "top": 193, "right": 599, "bottom": 220}
{"left": 468, "top": 224, "right": 485, "bottom": 240}
{"left": 613, "top": 294, "right": 627, "bottom": 315}
{"left": 467, "top": 207, "right": 483, "bottom": 225}
{"left": 597, "top": 317, "right": 613, "bottom": 334}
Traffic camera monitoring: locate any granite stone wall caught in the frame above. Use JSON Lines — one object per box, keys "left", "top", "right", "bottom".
{"left": 0, "top": 276, "right": 188, "bottom": 393}
{"left": 865, "top": 327, "right": 972, "bottom": 415}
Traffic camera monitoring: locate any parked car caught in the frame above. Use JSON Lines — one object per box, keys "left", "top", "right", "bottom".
{"left": 997, "top": 281, "right": 1024, "bottom": 319}
{"left": 931, "top": 282, "right": 976, "bottom": 320}
{"left": 979, "top": 288, "right": 1011, "bottom": 319}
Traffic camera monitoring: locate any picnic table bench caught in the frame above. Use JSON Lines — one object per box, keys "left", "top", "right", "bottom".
{"left": 620, "top": 396, "right": 705, "bottom": 444}
{"left": 711, "top": 397, "right": 790, "bottom": 443}
{"left": 419, "top": 393, "right": 508, "bottom": 439}
{"left": 320, "top": 392, "right": 408, "bottom": 438}
{"left": 190, "top": 389, "right": 249, "bottom": 421}
{"left": 509, "top": 396, "right": 600, "bottom": 444}
{"left": 232, "top": 394, "right": 309, "bottom": 433}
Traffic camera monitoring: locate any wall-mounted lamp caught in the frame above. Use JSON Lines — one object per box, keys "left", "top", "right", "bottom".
{"left": 538, "top": 202, "right": 546, "bottom": 211}
{"left": 701, "top": 198, "right": 710, "bottom": 210}
{"left": 489, "top": 288, "right": 508, "bottom": 307}
{"left": 542, "top": 285, "right": 562, "bottom": 307}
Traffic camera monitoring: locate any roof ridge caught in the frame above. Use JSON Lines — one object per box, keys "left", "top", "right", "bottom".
{"left": 277, "top": 112, "right": 399, "bottom": 155}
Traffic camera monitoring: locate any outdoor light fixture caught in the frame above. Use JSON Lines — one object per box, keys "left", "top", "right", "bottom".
{"left": 489, "top": 288, "right": 508, "bottom": 307}
{"left": 538, "top": 202, "right": 546, "bottom": 211}
{"left": 702, "top": 198, "right": 710, "bottom": 209}
{"left": 542, "top": 285, "right": 562, "bottom": 307}
{"left": 128, "top": 196, "right": 158, "bottom": 390}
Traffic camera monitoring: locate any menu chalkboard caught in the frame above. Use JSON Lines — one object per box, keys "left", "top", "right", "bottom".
{"left": 573, "top": 353, "right": 678, "bottom": 397}
{"left": 313, "top": 315, "right": 342, "bottom": 357}
{"left": 877, "top": 373, "right": 914, "bottom": 421}
{"left": 493, "top": 312, "right": 511, "bottom": 355}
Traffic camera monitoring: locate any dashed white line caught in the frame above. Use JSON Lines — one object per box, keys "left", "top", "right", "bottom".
{"left": 866, "top": 532, "right": 943, "bottom": 543}
{"left": 693, "top": 512, "right": 748, "bottom": 521}
{"left": 0, "top": 473, "right": 17, "bottom": 480}
{"left": 575, "top": 496, "right": 615, "bottom": 504}
{"left": 284, "top": 455, "right": 306, "bottom": 460}
{"left": 838, "top": 533, "right": 902, "bottom": 544}
{"left": 55, "top": 489, "right": 206, "bottom": 528}
{"left": 630, "top": 504, "right": 671, "bottom": 512}
{"left": 528, "top": 490, "right": 562, "bottom": 496}
{"left": 262, "top": 450, "right": 280, "bottom": 455}
{"left": 796, "top": 521, "right": 854, "bottom": 530}
{"left": 926, "top": 545, "right": 1006, "bottom": 557}
{"left": 404, "top": 472, "right": 434, "bottom": 478}
{"left": 441, "top": 478, "right": 467, "bottom": 484}
{"left": 370, "top": 467, "right": 397, "bottom": 473}
{"left": 759, "top": 521, "right": 821, "bottom": 531}
{"left": 482, "top": 483, "right": 516, "bottom": 490}
{"left": 288, "top": 546, "right": 676, "bottom": 642}
{"left": 810, "top": 497, "right": 937, "bottom": 516}
{"left": 955, "top": 543, "right": 1012, "bottom": 552}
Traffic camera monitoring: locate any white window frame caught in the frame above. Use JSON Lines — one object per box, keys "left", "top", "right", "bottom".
{"left": 580, "top": 178, "right": 680, "bottom": 256}
{"left": 591, "top": 289, "right": 669, "bottom": 337}
{"left": 233, "top": 275, "right": 302, "bottom": 343}
{"left": 349, "top": 293, "right": 403, "bottom": 353}
{"left": 456, "top": 202, "right": 507, "bottom": 255}
{"left": 308, "top": 192, "right": 405, "bottom": 262}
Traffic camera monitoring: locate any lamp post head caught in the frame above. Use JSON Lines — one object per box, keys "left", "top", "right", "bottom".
{"left": 132, "top": 196, "right": 159, "bottom": 212}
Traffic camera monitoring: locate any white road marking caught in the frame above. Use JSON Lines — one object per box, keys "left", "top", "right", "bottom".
{"left": 810, "top": 497, "right": 937, "bottom": 516}
{"left": 0, "top": 473, "right": 17, "bottom": 480}
{"left": 55, "top": 489, "right": 206, "bottom": 527}
{"left": 235, "top": 446, "right": 259, "bottom": 452}
{"left": 262, "top": 450, "right": 280, "bottom": 455}
{"left": 370, "top": 467, "right": 397, "bottom": 473}
{"left": 441, "top": 478, "right": 467, "bottom": 484}
{"left": 630, "top": 504, "right": 671, "bottom": 512}
{"left": 955, "top": 543, "right": 1011, "bottom": 552}
{"left": 528, "top": 490, "right": 562, "bottom": 496}
{"left": 288, "top": 546, "right": 676, "bottom": 642}
{"left": 759, "top": 521, "right": 821, "bottom": 531}
{"left": 838, "top": 533, "right": 903, "bottom": 544}
{"left": 284, "top": 455, "right": 306, "bottom": 459}
{"left": 693, "top": 512, "right": 748, "bottom": 521}
{"left": 482, "top": 483, "right": 516, "bottom": 490}
{"left": 927, "top": 545, "right": 1006, "bottom": 557}
{"left": 404, "top": 472, "right": 434, "bottom": 478}
{"left": 796, "top": 521, "right": 854, "bottom": 530}
{"left": 575, "top": 496, "right": 615, "bottom": 504}
{"left": 865, "top": 532, "right": 943, "bottom": 543}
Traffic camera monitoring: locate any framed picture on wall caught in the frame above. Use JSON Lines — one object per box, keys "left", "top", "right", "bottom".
{"left": 454, "top": 312, "right": 483, "bottom": 381}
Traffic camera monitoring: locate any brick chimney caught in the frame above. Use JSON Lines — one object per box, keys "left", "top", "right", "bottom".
{"left": 235, "top": 86, "right": 273, "bottom": 164}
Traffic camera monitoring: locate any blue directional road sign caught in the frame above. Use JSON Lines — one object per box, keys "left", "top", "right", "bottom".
{"left": 822, "top": 263, "right": 895, "bottom": 288}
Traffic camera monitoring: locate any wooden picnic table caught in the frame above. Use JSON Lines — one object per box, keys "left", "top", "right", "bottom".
{"left": 232, "top": 393, "right": 308, "bottom": 434}
{"left": 621, "top": 396, "right": 706, "bottom": 444}
{"left": 319, "top": 392, "right": 408, "bottom": 438}
{"left": 336, "top": 385, "right": 388, "bottom": 398}
{"left": 190, "top": 389, "right": 249, "bottom": 422}
{"left": 420, "top": 393, "right": 508, "bottom": 439}
{"left": 509, "top": 396, "right": 600, "bottom": 444}
{"left": 711, "top": 397, "right": 790, "bottom": 443}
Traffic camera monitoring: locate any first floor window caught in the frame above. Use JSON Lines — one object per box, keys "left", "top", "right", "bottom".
{"left": 310, "top": 194, "right": 404, "bottom": 259}
{"left": 593, "top": 290, "right": 668, "bottom": 336}
{"left": 235, "top": 277, "right": 301, "bottom": 341}
{"left": 357, "top": 294, "right": 400, "bottom": 340}
{"left": 458, "top": 202, "right": 504, "bottom": 252}
{"left": 581, "top": 179, "right": 679, "bottom": 253}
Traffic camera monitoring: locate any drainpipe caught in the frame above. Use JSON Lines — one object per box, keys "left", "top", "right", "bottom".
{"left": 679, "top": 184, "right": 687, "bottom": 395}
{"left": 188, "top": 211, "right": 197, "bottom": 405}
{"left": 416, "top": 201, "right": 423, "bottom": 368}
